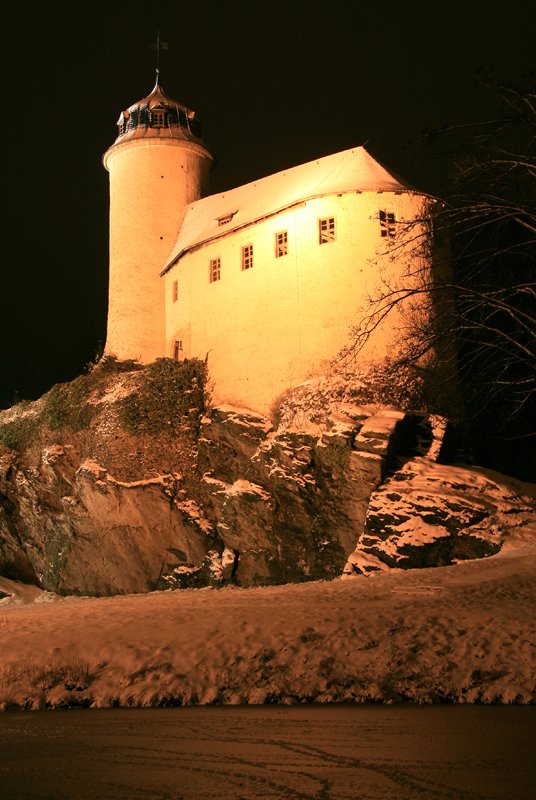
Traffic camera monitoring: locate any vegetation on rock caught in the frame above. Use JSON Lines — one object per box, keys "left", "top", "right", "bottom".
{"left": 118, "top": 357, "right": 208, "bottom": 436}
{"left": 0, "top": 356, "right": 208, "bottom": 452}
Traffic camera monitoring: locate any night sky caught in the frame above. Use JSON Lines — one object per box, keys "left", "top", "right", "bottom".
{"left": 1, "top": 2, "right": 533, "bottom": 408}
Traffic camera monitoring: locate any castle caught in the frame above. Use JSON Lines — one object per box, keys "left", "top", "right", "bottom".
{"left": 103, "top": 78, "right": 432, "bottom": 414}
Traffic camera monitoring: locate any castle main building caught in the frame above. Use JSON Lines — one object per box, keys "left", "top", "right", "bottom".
{"left": 103, "top": 79, "right": 432, "bottom": 414}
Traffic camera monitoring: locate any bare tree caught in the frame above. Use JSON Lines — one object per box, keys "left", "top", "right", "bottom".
{"left": 342, "top": 79, "right": 536, "bottom": 478}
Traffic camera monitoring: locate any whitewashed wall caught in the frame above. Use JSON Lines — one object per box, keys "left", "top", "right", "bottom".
{"left": 165, "top": 191, "right": 430, "bottom": 414}
{"left": 104, "top": 138, "right": 213, "bottom": 362}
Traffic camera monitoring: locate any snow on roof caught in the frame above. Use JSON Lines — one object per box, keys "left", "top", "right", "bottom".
{"left": 162, "top": 146, "right": 416, "bottom": 272}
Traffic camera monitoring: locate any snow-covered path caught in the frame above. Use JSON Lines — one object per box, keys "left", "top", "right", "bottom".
{"left": 2, "top": 528, "right": 536, "bottom": 709}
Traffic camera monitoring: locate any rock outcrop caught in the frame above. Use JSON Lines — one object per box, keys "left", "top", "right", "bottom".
{"left": 194, "top": 405, "right": 398, "bottom": 586}
{"left": 1, "top": 362, "right": 532, "bottom": 596}
{"left": 0, "top": 402, "right": 409, "bottom": 594}
{"left": 0, "top": 446, "right": 221, "bottom": 595}
{"left": 343, "top": 457, "right": 534, "bottom": 575}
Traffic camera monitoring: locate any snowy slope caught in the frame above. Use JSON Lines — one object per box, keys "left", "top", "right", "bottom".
{"left": 1, "top": 463, "right": 535, "bottom": 709}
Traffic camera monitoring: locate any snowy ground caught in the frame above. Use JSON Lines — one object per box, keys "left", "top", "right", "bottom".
{"left": 1, "top": 481, "right": 535, "bottom": 710}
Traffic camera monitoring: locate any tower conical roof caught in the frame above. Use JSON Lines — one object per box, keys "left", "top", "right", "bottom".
{"left": 125, "top": 78, "right": 190, "bottom": 113}
{"left": 113, "top": 78, "right": 205, "bottom": 144}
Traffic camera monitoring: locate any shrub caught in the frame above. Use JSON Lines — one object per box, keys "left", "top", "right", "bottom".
{"left": 39, "top": 358, "right": 144, "bottom": 432}
{"left": 118, "top": 358, "right": 208, "bottom": 436}
{"left": 89, "top": 354, "right": 143, "bottom": 375}
{"left": 0, "top": 416, "right": 39, "bottom": 450}
{"left": 41, "top": 377, "right": 96, "bottom": 432}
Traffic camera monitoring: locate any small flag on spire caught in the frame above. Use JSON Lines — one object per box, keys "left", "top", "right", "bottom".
{"left": 150, "top": 32, "right": 170, "bottom": 82}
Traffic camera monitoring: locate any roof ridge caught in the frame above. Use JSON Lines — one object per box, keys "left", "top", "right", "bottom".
{"left": 163, "top": 146, "right": 420, "bottom": 272}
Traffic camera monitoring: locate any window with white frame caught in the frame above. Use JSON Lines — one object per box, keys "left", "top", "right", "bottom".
{"left": 319, "top": 217, "right": 335, "bottom": 244}
{"left": 275, "top": 230, "right": 288, "bottom": 258}
{"left": 209, "top": 257, "right": 221, "bottom": 282}
{"left": 241, "top": 244, "right": 254, "bottom": 270}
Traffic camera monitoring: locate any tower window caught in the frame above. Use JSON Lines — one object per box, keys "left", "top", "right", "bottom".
{"left": 172, "top": 280, "right": 178, "bottom": 302}
{"left": 379, "top": 210, "right": 396, "bottom": 237}
{"left": 173, "top": 340, "right": 183, "bottom": 361}
{"left": 209, "top": 257, "right": 221, "bottom": 283}
{"left": 118, "top": 112, "right": 129, "bottom": 136}
{"left": 242, "top": 244, "right": 254, "bottom": 270}
{"left": 151, "top": 109, "right": 165, "bottom": 127}
{"left": 319, "top": 217, "right": 335, "bottom": 244}
{"left": 275, "top": 230, "right": 288, "bottom": 258}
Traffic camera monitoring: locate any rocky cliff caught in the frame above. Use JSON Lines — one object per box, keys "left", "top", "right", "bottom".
{"left": 0, "top": 359, "right": 531, "bottom": 596}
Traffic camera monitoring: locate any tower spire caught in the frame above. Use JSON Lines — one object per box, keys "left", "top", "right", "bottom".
{"left": 152, "top": 32, "right": 169, "bottom": 87}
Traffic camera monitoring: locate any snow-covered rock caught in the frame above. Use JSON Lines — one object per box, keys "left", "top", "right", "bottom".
{"left": 0, "top": 387, "right": 413, "bottom": 594}
{"left": 2, "top": 363, "right": 530, "bottom": 597}
{"left": 344, "top": 458, "right": 535, "bottom": 575}
{"left": 197, "top": 403, "right": 405, "bottom": 586}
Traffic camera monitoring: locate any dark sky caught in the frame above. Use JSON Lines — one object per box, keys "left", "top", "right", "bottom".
{"left": 1, "top": 1, "right": 534, "bottom": 407}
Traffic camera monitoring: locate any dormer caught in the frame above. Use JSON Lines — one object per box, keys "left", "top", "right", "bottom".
{"left": 150, "top": 106, "right": 166, "bottom": 128}
{"left": 217, "top": 211, "right": 237, "bottom": 226}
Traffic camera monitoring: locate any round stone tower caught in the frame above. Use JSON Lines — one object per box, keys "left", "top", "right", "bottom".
{"left": 103, "top": 77, "right": 214, "bottom": 363}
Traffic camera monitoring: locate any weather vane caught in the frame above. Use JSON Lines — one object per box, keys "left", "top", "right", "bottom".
{"left": 150, "top": 32, "right": 169, "bottom": 84}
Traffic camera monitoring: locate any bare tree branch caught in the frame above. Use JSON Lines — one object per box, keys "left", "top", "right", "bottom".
{"left": 342, "top": 77, "right": 536, "bottom": 477}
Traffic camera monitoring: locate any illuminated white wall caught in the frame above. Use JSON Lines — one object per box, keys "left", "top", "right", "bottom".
{"left": 104, "top": 138, "right": 213, "bottom": 363}
{"left": 165, "top": 191, "right": 429, "bottom": 414}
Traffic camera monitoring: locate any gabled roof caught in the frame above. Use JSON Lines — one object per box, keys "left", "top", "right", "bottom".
{"left": 163, "top": 146, "right": 417, "bottom": 273}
